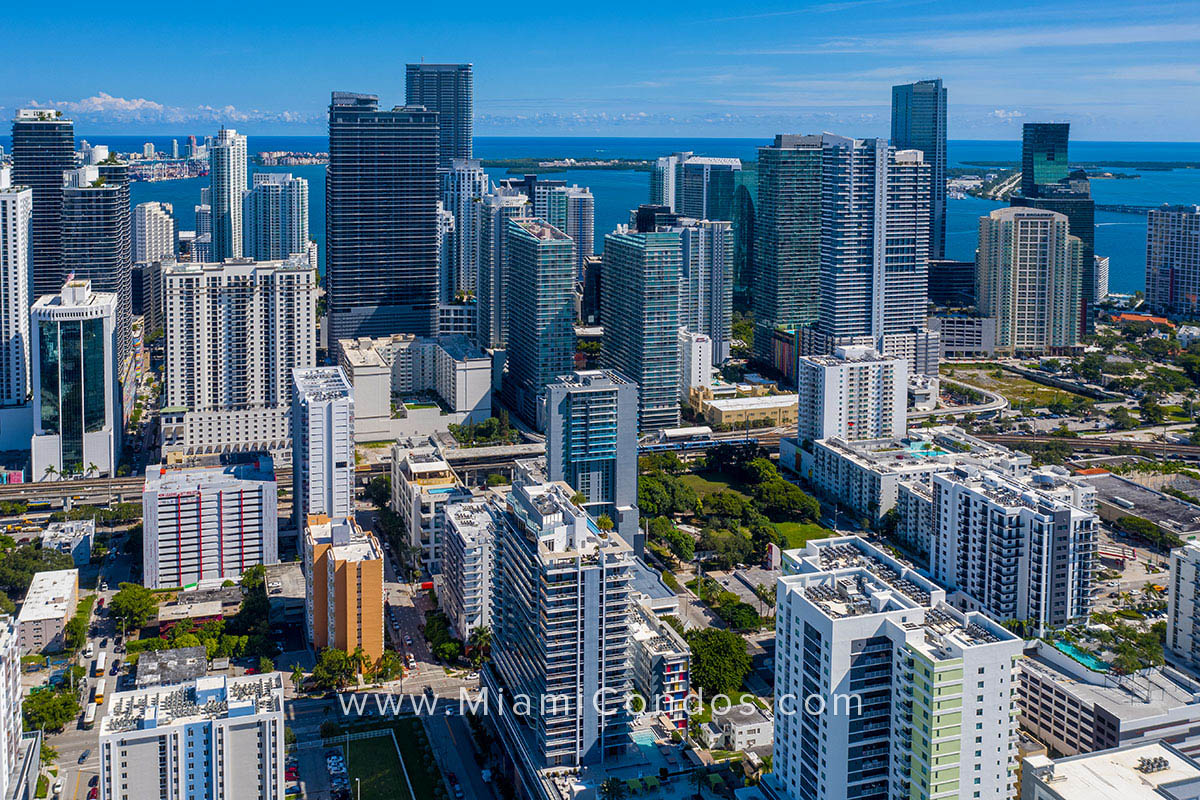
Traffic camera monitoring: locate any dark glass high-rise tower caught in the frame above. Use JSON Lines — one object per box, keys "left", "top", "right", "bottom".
{"left": 405, "top": 64, "right": 473, "bottom": 169}
{"left": 1021, "top": 123, "right": 1071, "bottom": 198}
{"left": 62, "top": 161, "right": 132, "bottom": 370}
{"left": 752, "top": 135, "right": 822, "bottom": 364}
{"left": 1013, "top": 123, "right": 1095, "bottom": 334}
{"left": 891, "top": 78, "right": 947, "bottom": 259}
{"left": 326, "top": 92, "right": 439, "bottom": 341}
{"left": 11, "top": 109, "right": 74, "bottom": 300}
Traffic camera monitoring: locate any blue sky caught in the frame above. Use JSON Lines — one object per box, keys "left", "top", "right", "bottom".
{"left": 3, "top": 0, "right": 1198, "bottom": 139}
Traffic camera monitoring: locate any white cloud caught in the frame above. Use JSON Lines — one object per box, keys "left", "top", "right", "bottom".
{"left": 26, "top": 92, "right": 320, "bottom": 126}
{"left": 989, "top": 109, "right": 1026, "bottom": 119}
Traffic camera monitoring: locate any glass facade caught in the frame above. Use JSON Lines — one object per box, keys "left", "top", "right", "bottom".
{"left": 83, "top": 318, "right": 105, "bottom": 432}
{"left": 37, "top": 319, "right": 59, "bottom": 434}
{"left": 326, "top": 92, "right": 440, "bottom": 341}
{"left": 1021, "top": 123, "right": 1071, "bottom": 198}
{"left": 10, "top": 113, "right": 74, "bottom": 298}
{"left": 752, "top": 136, "right": 822, "bottom": 363}
{"left": 891, "top": 79, "right": 947, "bottom": 260}
{"left": 59, "top": 320, "right": 83, "bottom": 475}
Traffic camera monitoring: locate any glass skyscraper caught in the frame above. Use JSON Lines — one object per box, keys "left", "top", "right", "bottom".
{"left": 544, "top": 369, "right": 641, "bottom": 552}
{"left": 10, "top": 109, "right": 74, "bottom": 300}
{"left": 476, "top": 188, "right": 530, "bottom": 350}
{"left": 1020, "top": 123, "right": 1071, "bottom": 198}
{"left": 405, "top": 63, "right": 473, "bottom": 169}
{"left": 503, "top": 218, "right": 576, "bottom": 426}
{"left": 31, "top": 281, "right": 119, "bottom": 479}
{"left": 752, "top": 135, "right": 822, "bottom": 363}
{"left": 209, "top": 128, "right": 247, "bottom": 261}
{"left": 326, "top": 92, "right": 440, "bottom": 341}
{"left": 602, "top": 226, "right": 681, "bottom": 432}
{"left": 61, "top": 162, "right": 133, "bottom": 370}
{"left": 891, "top": 78, "right": 947, "bottom": 260}
{"left": 1145, "top": 205, "right": 1200, "bottom": 316}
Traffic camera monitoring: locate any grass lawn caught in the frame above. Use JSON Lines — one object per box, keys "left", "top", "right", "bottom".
{"left": 678, "top": 470, "right": 751, "bottom": 500}
{"left": 773, "top": 521, "right": 833, "bottom": 548}
{"left": 342, "top": 733, "right": 414, "bottom": 800}
{"left": 391, "top": 718, "right": 443, "bottom": 800}
{"left": 938, "top": 366, "right": 1086, "bottom": 407}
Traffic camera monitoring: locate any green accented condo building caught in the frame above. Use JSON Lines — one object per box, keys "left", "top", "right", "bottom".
{"left": 504, "top": 218, "right": 576, "bottom": 427}
{"left": 769, "top": 536, "right": 1022, "bottom": 800}
{"left": 602, "top": 225, "right": 681, "bottom": 432}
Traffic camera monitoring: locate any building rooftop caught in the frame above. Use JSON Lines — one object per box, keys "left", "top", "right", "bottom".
{"left": 136, "top": 646, "right": 209, "bottom": 689}
{"left": 263, "top": 562, "right": 305, "bottom": 603}
{"left": 16, "top": 569, "right": 77, "bottom": 624}
{"left": 509, "top": 480, "right": 632, "bottom": 561}
{"left": 1083, "top": 473, "right": 1200, "bottom": 537}
{"left": 713, "top": 703, "right": 772, "bottom": 730}
{"left": 1024, "top": 742, "right": 1200, "bottom": 800}
{"left": 512, "top": 217, "right": 570, "bottom": 241}
{"left": 801, "top": 345, "right": 903, "bottom": 368}
{"left": 1022, "top": 643, "right": 1200, "bottom": 723}
{"left": 632, "top": 605, "right": 689, "bottom": 659}
{"left": 163, "top": 254, "right": 312, "bottom": 275}
{"left": 815, "top": 426, "right": 1028, "bottom": 477}
{"left": 100, "top": 673, "right": 283, "bottom": 735}
{"left": 144, "top": 456, "right": 275, "bottom": 491}
{"left": 293, "top": 366, "right": 352, "bottom": 400}
{"left": 436, "top": 334, "right": 489, "bottom": 362}
{"left": 305, "top": 515, "right": 381, "bottom": 563}
{"left": 550, "top": 369, "right": 635, "bottom": 390}
{"left": 41, "top": 520, "right": 94, "bottom": 549}
{"left": 445, "top": 502, "right": 496, "bottom": 546}
{"left": 707, "top": 394, "right": 798, "bottom": 412}
{"left": 783, "top": 537, "right": 1014, "bottom": 650}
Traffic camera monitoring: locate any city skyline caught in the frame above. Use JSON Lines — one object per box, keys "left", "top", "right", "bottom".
{"left": 2, "top": 1, "right": 1198, "bottom": 139}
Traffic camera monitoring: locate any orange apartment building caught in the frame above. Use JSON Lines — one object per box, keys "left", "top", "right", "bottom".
{"left": 302, "top": 514, "right": 384, "bottom": 662}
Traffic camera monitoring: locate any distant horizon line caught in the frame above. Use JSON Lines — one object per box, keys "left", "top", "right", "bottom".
{"left": 36, "top": 133, "right": 1200, "bottom": 146}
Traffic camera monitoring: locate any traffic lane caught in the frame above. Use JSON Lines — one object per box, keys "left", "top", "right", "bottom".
{"left": 428, "top": 714, "right": 495, "bottom": 800}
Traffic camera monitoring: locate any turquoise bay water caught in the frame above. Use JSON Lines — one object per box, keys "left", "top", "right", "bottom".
{"left": 10, "top": 134, "right": 1195, "bottom": 294}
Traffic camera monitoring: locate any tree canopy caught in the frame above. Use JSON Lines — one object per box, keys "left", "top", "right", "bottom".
{"left": 686, "top": 628, "right": 753, "bottom": 697}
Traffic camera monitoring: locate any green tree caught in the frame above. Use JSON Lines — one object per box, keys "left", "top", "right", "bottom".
{"left": 109, "top": 583, "right": 157, "bottom": 630}
{"left": 289, "top": 663, "right": 306, "bottom": 693}
{"left": 365, "top": 475, "right": 391, "bottom": 508}
{"left": 311, "top": 648, "right": 354, "bottom": 690}
{"left": 258, "top": 655, "right": 275, "bottom": 674}
{"left": 22, "top": 689, "right": 80, "bottom": 732}
{"left": 375, "top": 651, "right": 404, "bottom": 682}
{"left": 685, "top": 628, "right": 752, "bottom": 696}
{"left": 599, "top": 777, "right": 628, "bottom": 800}
{"left": 596, "top": 514, "right": 614, "bottom": 532}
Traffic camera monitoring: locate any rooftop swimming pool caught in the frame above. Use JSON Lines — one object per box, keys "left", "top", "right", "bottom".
{"left": 1053, "top": 641, "right": 1110, "bottom": 672}
{"left": 904, "top": 441, "right": 949, "bottom": 458}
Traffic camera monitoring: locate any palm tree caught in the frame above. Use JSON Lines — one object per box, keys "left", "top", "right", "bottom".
{"left": 86, "top": 462, "right": 99, "bottom": 479}
{"left": 469, "top": 626, "right": 492, "bottom": 668}
{"left": 597, "top": 514, "right": 614, "bottom": 532}
{"left": 689, "top": 769, "right": 706, "bottom": 799}
{"left": 42, "top": 464, "right": 57, "bottom": 481}
{"left": 349, "top": 646, "right": 368, "bottom": 675}
{"left": 289, "top": 664, "right": 305, "bottom": 694}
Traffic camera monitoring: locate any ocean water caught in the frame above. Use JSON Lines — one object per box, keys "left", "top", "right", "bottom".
{"left": 3, "top": 133, "right": 1197, "bottom": 294}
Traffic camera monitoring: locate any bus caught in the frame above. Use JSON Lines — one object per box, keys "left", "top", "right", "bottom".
{"left": 92, "top": 652, "right": 106, "bottom": 677}
{"left": 93, "top": 679, "right": 106, "bottom": 705}
{"left": 82, "top": 704, "right": 97, "bottom": 729}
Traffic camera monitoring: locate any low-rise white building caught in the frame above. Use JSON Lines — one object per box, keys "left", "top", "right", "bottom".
{"left": 710, "top": 704, "right": 772, "bottom": 752}
{"left": 1022, "top": 742, "right": 1200, "bottom": 800}
{"left": 98, "top": 673, "right": 285, "bottom": 800}
{"left": 40, "top": 520, "right": 94, "bottom": 566}
{"left": 15, "top": 569, "right": 78, "bottom": 654}
{"left": 1019, "top": 640, "right": 1200, "bottom": 758}
{"left": 338, "top": 334, "right": 492, "bottom": 442}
